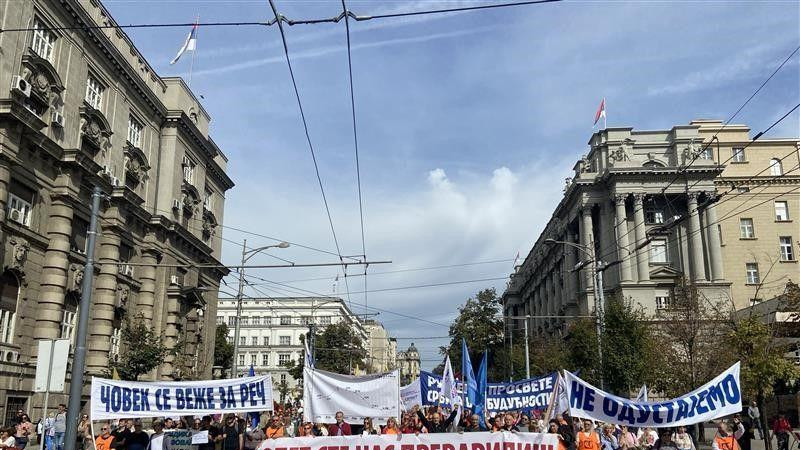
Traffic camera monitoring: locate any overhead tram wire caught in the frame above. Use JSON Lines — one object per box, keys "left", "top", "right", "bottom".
{"left": 341, "top": 0, "right": 369, "bottom": 317}
{"left": 1, "top": 0, "right": 562, "bottom": 33}
{"left": 268, "top": 0, "right": 354, "bottom": 306}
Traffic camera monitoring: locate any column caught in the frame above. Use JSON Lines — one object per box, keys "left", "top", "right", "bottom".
{"left": 86, "top": 228, "right": 120, "bottom": 374}
{"left": 632, "top": 194, "right": 650, "bottom": 282}
{"left": 705, "top": 202, "right": 724, "bottom": 281}
{"left": 687, "top": 192, "right": 707, "bottom": 281}
{"left": 135, "top": 247, "right": 160, "bottom": 325}
{"left": 579, "top": 205, "right": 594, "bottom": 291}
{"left": 614, "top": 194, "right": 633, "bottom": 282}
{"left": 0, "top": 157, "right": 11, "bottom": 273}
{"left": 161, "top": 293, "right": 180, "bottom": 380}
{"left": 565, "top": 231, "right": 578, "bottom": 299}
{"left": 34, "top": 194, "right": 74, "bottom": 339}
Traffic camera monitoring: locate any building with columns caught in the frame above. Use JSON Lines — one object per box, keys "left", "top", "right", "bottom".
{"left": 503, "top": 121, "right": 733, "bottom": 335}
{"left": 0, "top": 0, "right": 233, "bottom": 422}
{"left": 397, "top": 343, "right": 421, "bottom": 384}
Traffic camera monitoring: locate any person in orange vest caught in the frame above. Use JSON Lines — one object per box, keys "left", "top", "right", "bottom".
{"left": 713, "top": 421, "right": 740, "bottom": 450}
{"left": 577, "top": 420, "right": 601, "bottom": 450}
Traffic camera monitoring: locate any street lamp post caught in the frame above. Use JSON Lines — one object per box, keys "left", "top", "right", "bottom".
{"left": 307, "top": 298, "right": 341, "bottom": 364}
{"left": 544, "top": 238, "right": 606, "bottom": 388}
{"left": 231, "top": 239, "right": 289, "bottom": 377}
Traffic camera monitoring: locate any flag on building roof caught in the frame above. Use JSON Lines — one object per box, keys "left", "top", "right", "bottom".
{"left": 593, "top": 98, "right": 606, "bottom": 127}
{"left": 170, "top": 22, "right": 198, "bottom": 65}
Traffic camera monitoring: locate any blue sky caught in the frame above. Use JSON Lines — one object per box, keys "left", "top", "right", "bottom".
{"left": 106, "top": 0, "right": 799, "bottom": 370}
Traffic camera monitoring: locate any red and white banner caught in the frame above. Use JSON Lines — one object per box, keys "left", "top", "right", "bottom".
{"left": 258, "top": 431, "right": 558, "bottom": 450}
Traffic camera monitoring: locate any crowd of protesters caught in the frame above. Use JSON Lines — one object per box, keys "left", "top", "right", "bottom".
{"left": 6, "top": 399, "right": 797, "bottom": 450}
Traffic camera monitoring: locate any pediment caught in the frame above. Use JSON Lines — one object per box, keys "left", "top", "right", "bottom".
{"left": 650, "top": 265, "right": 683, "bottom": 278}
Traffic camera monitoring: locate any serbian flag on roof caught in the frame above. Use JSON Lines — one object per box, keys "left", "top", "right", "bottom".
{"left": 593, "top": 98, "right": 606, "bottom": 126}
{"left": 170, "top": 22, "right": 198, "bottom": 65}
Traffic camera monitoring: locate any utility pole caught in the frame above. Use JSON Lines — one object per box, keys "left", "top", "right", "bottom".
{"left": 63, "top": 186, "right": 103, "bottom": 450}
{"left": 231, "top": 239, "right": 248, "bottom": 378}
{"left": 523, "top": 318, "right": 530, "bottom": 379}
{"left": 593, "top": 260, "right": 605, "bottom": 390}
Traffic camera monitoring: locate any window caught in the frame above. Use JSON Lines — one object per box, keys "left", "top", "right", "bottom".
{"left": 650, "top": 239, "right": 668, "bottom": 263}
{"left": 300, "top": 316, "right": 311, "bottom": 325}
{"left": 251, "top": 336, "right": 258, "bottom": 346}
{"left": 85, "top": 74, "right": 104, "bottom": 110}
{"left": 278, "top": 353, "right": 290, "bottom": 365}
{"left": 60, "top": 298, "right": 78, "bottom": 343}
{"left": 252, "top": 316, "right": 260, "bottom": 326}
{"left": 263, "top": 336, "right": 270, "bottom": 346}
{"left": 31, "top": 18, "right": 56, "bottom": 62}
{"left": 204, "top": 189, "right": 213, "bottom": 210}
{"left": 775, "top": 201, "right": 789, "bottom": 221}
{"left": 118, "top": 244, "right": 134, "bottom": 278}
{"left": 746, "top": 263, "right": 760, "bottom": 284}
{"left": 239, "top": 336, "right": 246, "bottom": 345}
{"left": 228, "top": 316, "right": 235, "bottom": 327}
{"left": 182, "top": 155, "right": 196, "bottom": 184}
{"left": 109, "top": 326, "right": 121, "bottom": 359}
{"left": 8, "top": 183, "right": 35, "bottom": 227}
{"left": 732, "top": 147, "right": 746, "bottom": 163}
{"left": 780, "top": 237, "right": 795, "bottom": 261}
{"left": 655, "top": 296, "right": 671, "bottom": 310}
{"left": 216, "top": 316, "right": 224, "bottom": 325}
{"left": 736, "top": 186, "right": 750, "bottom": 193}
{"left": 645, "top": 210, "right": 664, "bottom": 225}
{"left": 279, "top": 336, "right": 291, "bottom": 346}
{"left": 238, "top": 354, "right": 245, "bottom": 366}
{"left": 699, "top": 146, "right": 713, "bottom": 160}
{"left": 70, "top": 217, "right": 88, "bottom": 254}
{"left": 0, "top": 272, "right": 20, "bottom": 344}
{"left": 263, "top": 317, "right": 271, "bottom": 326}
{"left": 240, "top": 316, "right": 248, "bottom": 326}
{"left": 739, "top": 218, "right": 755, "bottom": 238}
{"left": 262, "top": 353, "right": 269, "bottom": 366}
{"left": 250, "top": 354, "right": 257, "bottom": 366}
{"left": 280, "top": 316, "right": 291, "bottom": 325}
{"left": 319, "top": 316, "right": 331, "bottom": 325}
{"left": 770, "top": 158, "right": 783, "bottom": 176}
{"left": 280, "top": 374, "right": 287, "bottom": 383}
{"left": 127, "top": 116, "right": 143, "bottom": 148}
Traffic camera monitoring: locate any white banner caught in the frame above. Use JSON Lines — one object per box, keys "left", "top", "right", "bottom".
{"left": 303, "top": 367, "right": 400, "bottom": 423}
{"left": 401, "top": 379, "right": 422, "bottom": 411}
{"left": 90, "top": 376, "right": 273, "bottom": 420}
{"left": 565, "top": 362, "right": 741, "bottom": 427}
{"left": 257, "top": 431, "right": 558, "bottom": 450}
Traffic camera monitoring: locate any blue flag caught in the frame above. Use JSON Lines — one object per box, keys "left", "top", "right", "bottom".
{"left": 248, "top": 365, "right": 260, "bottom": 429}
{"left": 462, "top": 339, "right": 478, "bottom": 409}
{"left": 474, "top": 352, "right": 488, "bottom": 429}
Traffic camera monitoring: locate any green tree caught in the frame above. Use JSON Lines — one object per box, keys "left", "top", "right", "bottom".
{"left": 563, "top": 318, "right": 601, "bottom": 385}
{"left": 214, "top": 324, "right": 234, "bottom": 374}
{"left": 600, "top": 296, "right": 660, "bottom": 395}
{"left": 284, "top": 322, "right": 367, "bottom": 378}
{"left": 110, "top": 313, "right": 170, "bottom": 380}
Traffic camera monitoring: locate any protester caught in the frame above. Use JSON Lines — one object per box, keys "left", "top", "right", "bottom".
{"left": 53, "top": 404, "right": 67, "bottom": 450}
{"left": 559, "top": 414, "right": 577, "bottom": 450}
{"left": 265, "top": 417, "right": 284, "bottom": 439}
{"left": 656, "top": 432, "right": 679, "bottom": 450}
{"left": 503, "top": 414, "right": 520, "bottom": 432}
{"left": 148, "top": 421, "right": 164, "bottom": 450}
{"left": 549, "top": 420, "right": 568, "bottom": 450}
{"left": 15, "top": 414, "right": 32, "bottom": 449}
{"left": 772, "top": 415, "right": 791, "bottom": 450}
{"left": 735, "top": 418, "right": 753, "bottom": 450}
{"left": 245, "top": 424, "right": 266, "bottom": 450}
{"left": 328, "top": 412, "right": 352, "bottom": 436}
{"left": 76, "top": 414, "right": 93, "bottom": 450}
{"left": 639, "top": 427, "right": 659, "bottom": 450}
{"left": 314, "top": 423, "right": 328, "bottom": 437}
{"left": 578, "top": 420, "right": 601, "bottom": 450}
{"left": 672, "top": 426, "right": 694, "bottom": 450}
{"left": 382, "top": 418, "right": 400, "bottom": 435}
{"left": 712, "top": 421, "right": 740, "bottom": 450}
{"left": 361, "top": 418, "right": 379, "bottom": 435}
{"left": 489, "top": 416, "right": 503, "bottom": 433}
{"left": 296, "top": 423, "right": 314, "bottom": 438}
{"left": 95, "top": 424, "right": 115, "bottom": 450}
{"left": 619, "top": 425, "right": 638, "bottom": 450}
{"left": 463, "top": 415, "right": 481, "bottom": 432}
{"left": 416, "top": 407, "right": 458, "bottom": 434}
{"left": 198, "top": 416, "right": 221, "bottom": 450}
{"left": 600, "top": 424, "right": 619, "bottom": 450}
{"left": 164, "top": 419, "right": 175, "bottom": 430}
{"left": 747, "top": 402, "right": 762, "bottom": 440}
{"left": 112, "top": 420, "right": 133, "bottom": 450}
{"left": 222, "top": 416, "right": 243, "bottom": 450}
{"left": 43, "top": 412, "right": 55, "bottom": 450}
{"left": 0, "top": 429, "right": 16, "bottom": 449}
{"left": 126, "top": 421, "right": 150, "bottom": 450}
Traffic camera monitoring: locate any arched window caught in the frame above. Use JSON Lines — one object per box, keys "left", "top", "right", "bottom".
{"left": 61, "top": 292, "right": 80, "bottom": 343}
{"left": 0, "top": 272, "right": 20, "bottom": 344}
{"left": 770, "top": 158, "right": 783, "bottom": 176}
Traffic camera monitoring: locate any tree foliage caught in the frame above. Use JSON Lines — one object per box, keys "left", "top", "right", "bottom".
{"left": 214, "top": 324, "right": 234, "bottom": 372}
{"left": 110, "top": 314, "right": 170, "bottom": 381}
{"left": 563, "top": 318, "right": 601, "bottom": 385}
{"left": 284, "top": 321, "right": 367, "bottom": 379}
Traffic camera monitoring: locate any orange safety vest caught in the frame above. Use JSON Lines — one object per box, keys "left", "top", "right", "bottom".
{"left": 95, "top": 435, "right": 114, "bottom": 450}
{"left": 579, "top": 431, "right": 601, "bottom": 450}
{"left": 715, "top": 435, "right": 739, "bottom": 450}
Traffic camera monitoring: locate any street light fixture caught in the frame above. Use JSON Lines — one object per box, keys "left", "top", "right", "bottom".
{"left": 231, "top": 240, "right": 290, "bottom": 377}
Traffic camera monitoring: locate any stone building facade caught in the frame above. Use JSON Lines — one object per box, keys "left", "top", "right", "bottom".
{"left": 0, "top": 0, "right": 233, "bottom": 422}
{"left": 397, "top": 343, "right": 420, "bottom": 385}
{"left": 693, "top": 120, "right": 798, "bottom": 308}
{"left": 216, "top": 297, "right": 368, "bottom": 397}
{"left": 363, "top": 319, "right": 397, "bottom": 373}
{"left": 503, "top": 121, "right": 733, "bottom": 335}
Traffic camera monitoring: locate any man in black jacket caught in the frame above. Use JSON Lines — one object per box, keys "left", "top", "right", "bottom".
{"left": 558, "top": 413, "right": 576, "bottom": 450}
{"left": 416, "top": 407, "right": 459, "bottom": 433}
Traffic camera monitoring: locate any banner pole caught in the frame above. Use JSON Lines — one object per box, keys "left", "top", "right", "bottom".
{"left": 543, "top": 372, "right": 560, "bottom": 421}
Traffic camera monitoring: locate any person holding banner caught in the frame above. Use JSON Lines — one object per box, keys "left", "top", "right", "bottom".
{"left": 361, "top": 418, "right": 379, "bottom": 435}
{"left": 147, "top": 421, "right": 164, "bottom": 450}
{"left": 548, "top": 420, "right": 568, "bottom": 450}
{"left": 265, "top": 417, "right": 284, "bottom": 439}
{"left": 94, "top": 425, "right": 115, "bottom": 450}
{"left": 416, "top": 407, "right": 458, "bottom": 433}
{"left": 222, "top": 416, "right": 243, "bottom": 450}
{"left": 618, "top": 425, "right": 638, "bottom": 450}
{"left": 577, "top": 420, "right": 601, "bottom": 450}
{"left": 599, "top": 424, "right": 619, "bottom": 450}
{"left": 382, "top": 418, "right": 400, "bottom": 435}
{"left": 327, "top": 412, "right": 351, "bottom": 436}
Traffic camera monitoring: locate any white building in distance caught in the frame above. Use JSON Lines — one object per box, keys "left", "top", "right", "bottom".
{"left": 216, "top": 296, "right": 368, "bottom": 394}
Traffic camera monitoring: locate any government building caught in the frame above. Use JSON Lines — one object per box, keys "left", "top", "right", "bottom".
{"left": 503, "top": 120, "right": 798, "bottom": 336}
{"left": 0, "top": 0, "right": 233, "bottom": 422}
